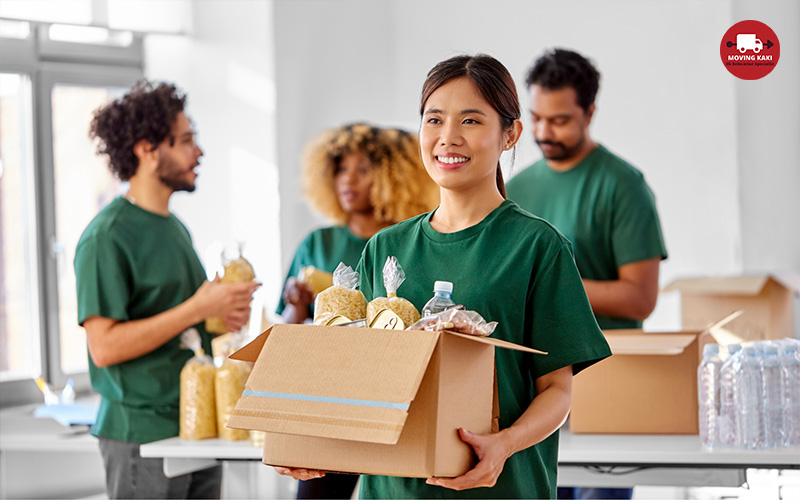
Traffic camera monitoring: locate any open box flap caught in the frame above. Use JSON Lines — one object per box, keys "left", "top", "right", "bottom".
{"left": 604, "top": 331, "right": 700, "bottom": 355}
{"left": 228, "top": 324, "right": 440, "bottom": 445}
{"left": 229, "top": 327, "right": 273, "bottom": 362}
{"left": 444, "top": 331, "right": 547, "bottom": 355}
{"left": 664, "top": 276, "right": 770, "bottom": 296}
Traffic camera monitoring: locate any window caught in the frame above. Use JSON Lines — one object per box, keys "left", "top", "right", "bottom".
{"left": 0, "top": 21, "right": 143, "bottom": 406}
{"left": 51, "top": 84, "right": 126, "bottom": 375}
{"left": 0, "top": 73, "right": 42, "bottom": 384}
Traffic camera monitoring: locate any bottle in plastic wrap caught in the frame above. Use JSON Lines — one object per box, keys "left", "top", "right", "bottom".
{"left": 179, "top": 328, "right": 217, "bottom": 440}
{"left": 718, "top": 343, "right": 742, "bottom": 448}
{"left": 698, "top": 343, "right": 722, "bottom": 449}
{"left": 422, "top": 281, "right": 455, "bottom": 317}
{"left": 762, "top": 342, "right": 785, "bottom": 448}
{"left": 782, "top": 340, "right": 800, "bottom": 448}
{"left": 736, "top": 344, "right": 765, "bottom": 449}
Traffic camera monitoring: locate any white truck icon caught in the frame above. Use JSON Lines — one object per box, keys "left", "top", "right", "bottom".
{"left": 737, "top": 34, "right": 763, "bottom": 53}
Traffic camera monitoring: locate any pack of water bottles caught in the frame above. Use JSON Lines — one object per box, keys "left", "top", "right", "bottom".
{"left": 698, "top": 337, "right": 800, "bottom": 450}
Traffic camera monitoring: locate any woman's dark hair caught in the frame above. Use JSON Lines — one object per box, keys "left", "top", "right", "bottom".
{"left": 89, "top": 80, "right": 186, "bottom": 181}
{"left": 525, "top": 48, "right": 600, "bottom": 112}
{"left": 420, "top": 54, "right": 520, "bottom": 198}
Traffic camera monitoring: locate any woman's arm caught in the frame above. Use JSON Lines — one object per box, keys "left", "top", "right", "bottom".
{"left": 428, "top": 365, "right": 573, "bottom": 490}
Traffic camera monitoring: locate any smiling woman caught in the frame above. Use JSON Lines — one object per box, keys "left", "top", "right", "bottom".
{"left": 345, "top": 54, "right": 612, "bottom": 499}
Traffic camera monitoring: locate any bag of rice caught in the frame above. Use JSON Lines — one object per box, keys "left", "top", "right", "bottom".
{"left": 206, "top": 244, "right": 256, "bottom": 334}
{"left": 179, "top": 328, "right": 217, "bottom": 440}
{"left": 313, "top": 263, "right": 366, "bottom": 324}
{"left": 366, "top": 256, "right": 420, "bottom": 329}
{"left": 214, "top": 330, "right": 252, "bottom": 441}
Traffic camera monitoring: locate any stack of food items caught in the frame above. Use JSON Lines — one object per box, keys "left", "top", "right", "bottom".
{"left": 179, "top": 328, "right": 258, "bottom": 442}
{"left": 180, "top": 245, "right": 260, "bottom": 443}
{"left": 311, "top": 257, "right": 496, "bottom": 336}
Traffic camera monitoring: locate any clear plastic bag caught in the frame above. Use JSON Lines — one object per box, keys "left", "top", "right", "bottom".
{"left": 313, "top": 263, "right": 367, "bottom": 324}
{"left": 179, "top": 328, "right": 217, "bottom": 440}
{"left": 206, "top": 244, "right": 256, "bottom": 334}
{"left": 367, "top": 257, "right": 420, "bottom": 328}
{"left": 408, "top": 307, "right": 498, "bottom": 337}
{"left": 215, "top": 330, "right": 252, "bottom": 441}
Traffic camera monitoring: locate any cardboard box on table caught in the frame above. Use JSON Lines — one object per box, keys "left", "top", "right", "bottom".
{"left": 665, "top": 273, "right": 800, "bottom": 341}
{"left": 226, "top": 324, "right": 544, "bottom": 478}
{"left": 570, "top": 314, "right": 740, "bottom": 435}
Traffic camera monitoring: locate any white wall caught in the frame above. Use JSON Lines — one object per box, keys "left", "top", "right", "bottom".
{"left": 135, "top": 0, "right": 798, "bottom": 327}
{"left": 144, "top": 0, "right": 282, "bottom": 327}
{"left": 273, "top": 0, "right": 799, "bottom": 329}
{"left": 733, "top": 0, "right": 800, "bottom": 273}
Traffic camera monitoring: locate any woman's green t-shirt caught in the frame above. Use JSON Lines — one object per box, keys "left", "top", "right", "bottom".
{"left": 356, "top": 200, "right": 611, "bottom": 499}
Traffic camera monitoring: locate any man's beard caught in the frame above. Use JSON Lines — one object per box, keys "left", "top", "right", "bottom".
{"left": 536, "top": 134, "right": 586, "bottom": 161}
{"left": 157, "top": 154, "right": 196, "bottom": 192}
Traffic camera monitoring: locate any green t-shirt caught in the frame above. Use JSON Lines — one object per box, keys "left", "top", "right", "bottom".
{"left": 276, "top": 226, "right": 369, "bottom": 315}
{"left": 74, "top": 197, "right": 212, "bottom": 444}
{"left": 506, "top": 144, "right": 668, "bottom": 329}
{"left": 355, "top": 200, "right": 611, "bottom": 500}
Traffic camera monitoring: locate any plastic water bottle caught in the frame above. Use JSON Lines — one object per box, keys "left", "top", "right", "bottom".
{"left": 782, "top": 340, "right": 800, "bottom": 448}
{"left": 698, "top": 344, "right": 723, "bottom": 449}
{"left": 736, "top": 345, "right": 765, "bottom": 449}
{"left": 762, "top": 342, "right": 785, "bottom": 447}
{"left": 422, "top": 281, "right": 455, "bottom": 317}
{"left": 718, "top": 344, "right": 742, "bottom": 448}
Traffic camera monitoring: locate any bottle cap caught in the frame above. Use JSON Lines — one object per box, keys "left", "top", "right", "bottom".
{"left": 703, "top": 343, "right": 720, "bottom": 357}
{"left": 433, "top": 281, "right": 453, "bottom": 293}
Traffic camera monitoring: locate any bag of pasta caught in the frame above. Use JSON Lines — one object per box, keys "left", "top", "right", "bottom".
{"left": 298, "top": 266, "right": 334, "bottom": 296}
{"left": 408, "top": 307, "right": 498, "bottom": 337}
{"left": 206, "top": 244, "right": 256, "bottom": 334}
{"left": 179, "top": 328, "right": 217, "bottom": 440}
{"left": 313, "top": 263, "right": 366, "bottom": 325}
{"left": 367, "top": 257, "right": 420, "bottom": 329}
{"left": 215, "top": 329, "right": 252, "bottom": 441}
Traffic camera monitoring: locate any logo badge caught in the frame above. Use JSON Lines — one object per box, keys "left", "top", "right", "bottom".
{"left": 721, "top": 20, "right": 780, "bottom": 80}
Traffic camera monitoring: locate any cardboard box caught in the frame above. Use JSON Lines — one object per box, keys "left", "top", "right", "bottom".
{"left": 226, "top": 324, "right": 543, "bottom": 478}
{"left": 570, "top": 329, "right": 708, "bottom": 434}
{"left": 665, "top": 273, "right": 800, "bottom": 342}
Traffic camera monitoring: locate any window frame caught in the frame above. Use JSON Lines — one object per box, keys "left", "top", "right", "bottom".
{"left": 0, "top": 21, "right": 144, "bottom": 406}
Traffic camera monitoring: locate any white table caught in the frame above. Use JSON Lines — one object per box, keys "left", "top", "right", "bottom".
{"left": 140, "top": 431, "right": 800, "bottom": 498}
{"left": 0, "top": 402, "right": 105, "bottom": 499}
{"left": 557, "top": 431, "right": 799, "bottom": 488}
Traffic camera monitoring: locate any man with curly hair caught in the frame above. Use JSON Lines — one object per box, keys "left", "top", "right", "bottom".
{"left": 74, "top": 80, "right": 259, "bottom": 499}
{"left": 507, "top": 48, "right": 667, "bottom": 500}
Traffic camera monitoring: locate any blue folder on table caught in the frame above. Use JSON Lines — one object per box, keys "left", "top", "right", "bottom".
{"left": 34, "top": 403, "right": 98, "bottom": 427}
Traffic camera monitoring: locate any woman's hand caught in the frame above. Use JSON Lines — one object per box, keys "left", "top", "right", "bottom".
{"left": 427, "top": 366, "right": 573, "bottom": 491}
{"left": 273, "top": 466, "right": 326, "bottom": 481}
{"left": 280, "top": 277, "right": 315, "bottom": 324}
{"left": 283, "top": 277, "right": 315, "bottom": 307}
{"left": 425, "top": 427, "right": 513, "bottom": 490}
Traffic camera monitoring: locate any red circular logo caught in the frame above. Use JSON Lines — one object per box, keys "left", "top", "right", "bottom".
{"left": 721, "top": 20, "right": 780, "bottom": 80}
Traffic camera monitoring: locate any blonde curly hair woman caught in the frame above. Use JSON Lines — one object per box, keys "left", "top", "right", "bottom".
{"left": 278, "top": 123, "right": 437, "bottom": 322}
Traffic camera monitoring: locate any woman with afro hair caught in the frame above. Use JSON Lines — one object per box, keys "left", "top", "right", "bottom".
{"left": 276, "top": 123, "right": 438, "bottom": 498}
{"left": 278, "top": 123, "right": 438, "bottom": 326}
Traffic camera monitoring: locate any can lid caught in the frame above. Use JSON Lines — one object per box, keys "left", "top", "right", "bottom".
{"left": 433, "top": 280, "right": 453, "bottom": 293}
